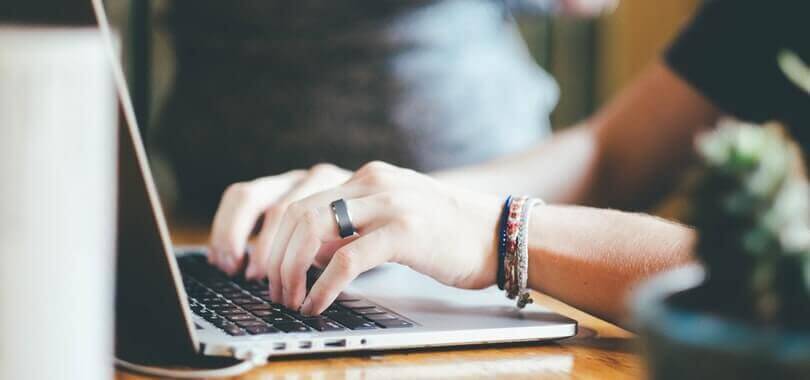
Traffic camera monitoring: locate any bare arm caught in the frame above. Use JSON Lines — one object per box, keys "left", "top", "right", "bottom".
{"left": 528, "top": 204, "right": 694, "bottom": 323}
{"left": 434, "top": 61, "right": 721, "bottom": 209}
{"left": 217, "top": 162, "right": 696, "bottom": 324}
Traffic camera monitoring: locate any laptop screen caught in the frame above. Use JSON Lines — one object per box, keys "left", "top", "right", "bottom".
{"left": 90, "top": 0, "right": 200, "bottom": 363}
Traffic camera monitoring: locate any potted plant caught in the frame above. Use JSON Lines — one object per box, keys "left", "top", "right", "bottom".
{"left": 633, "top": 121, "right": 810, "bottom": 380}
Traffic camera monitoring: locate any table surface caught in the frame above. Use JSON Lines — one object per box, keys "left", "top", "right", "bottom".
{"left": 116, "top": 225, "right": 643, "bottom": 380}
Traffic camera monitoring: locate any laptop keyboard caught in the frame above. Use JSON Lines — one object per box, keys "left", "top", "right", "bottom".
{"left": 177, "top": 253, "right": 414, "bottom": 336}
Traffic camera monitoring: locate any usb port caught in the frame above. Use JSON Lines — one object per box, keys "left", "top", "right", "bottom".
{"left": 299, "top": 341, "right": 312, "bottom": 349}
{"left": 324, "top": 339, "right": 346, "bottom": 348}
{"left": 273, "top": 342, "right": 286, "bottom": 351}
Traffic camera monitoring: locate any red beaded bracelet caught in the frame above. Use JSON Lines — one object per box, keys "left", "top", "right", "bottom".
{"left": 502, "top": 195, "right": 542, "bottom": 308}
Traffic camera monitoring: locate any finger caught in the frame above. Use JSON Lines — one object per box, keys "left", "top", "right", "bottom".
{"left": 279, "top": 214, "right": 324, "bottom": 310}
{"left": 300, "top": 229, "right": 395, "bottom": 316}
{"left": 265, "top": 187, "right": 378, "bottom": 304}
{"left": 208, "top": 172, "right": 303, "bottom": 275}
{"left": 246, "top": 170, "right": 346, "bottom": 279}
{"left": 279, "top": 204, "right": 375, "bottom": 310}
{"left": 210, "top": 184, "right": 259, "bottom": 275}
{"left": 245, "top": 203, "right": 286, "bottom": 280}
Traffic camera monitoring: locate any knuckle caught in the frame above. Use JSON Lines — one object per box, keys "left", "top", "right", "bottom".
{"left": 300, "top": 208, "right": 321, "bottom": 228}
{"left": 378, "top": 192, "right": 399, "bottom": 208}
{"left": 264, "top": 203, "right": 287, "bottom": 219}
{"left": 224, "top": 182, "right": 254, "bottom": 202}
{"left": 363, "top": 169, "right": 391, "bottom": 187}
{"left": 309, "top": 162, "right": 338, "bottom": 176}
{"left": 358, "top": 160, "right": 390, "bottom": 175}
{"left": 286, "top": 201, "right": 307, "bottom": 218}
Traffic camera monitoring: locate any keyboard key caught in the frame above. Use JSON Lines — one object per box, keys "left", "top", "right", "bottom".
{"left": 366, "top": 313, "right": 398, "bottom": 321}
{"left": 322, "top": 306, "right": 346, "bottom": 316}
{"left": 301, "top": 317, "right": 344, "bottom": 332}
{"left": 235, "top": 319, "right": 268, "bottom": 328}
{"left": 330, "top": 314, "right": 377, "bottom": 330}
{"left": 262, "top": 314, "right": 295, "bottom": 324}
{"left": 273, "top": 322, "right": 311, "bottom": 333}
{"left": 351, "top": 321, "right": 378, "bottom": 330}
{"left": 209, "top": 318, "right": 232, "bottom": 328}
{"left": 284, "top": 310, "right": 307, "bottom": 319}
{"left": 190, "top": 289, "right": 215, "bottom": 298}
{"left": 230, "top": 297, "right": 261, "bottom": 306}
{"left": 227, "top": 314, "right": 255, "bottom": 321}
{"left": 246, "top": 325, "right": 279, "bottom": 335}
{"left": 211, "top": 283, "right": 241, "bottom": 292}
{"left": 339, "top": 300, "right": 376, "bottom": 309}
{"left": 376, "top": 319, "right": 414, "bottom": 328}
{"left": 355, "top": 307, "right": 386, "bottom": 315}
{"left": 243, "top": 303, "right": 272, "bottom": 311}
{"left": 251, "top": 310, "right": 274, "bottom": 317}
{"left": 196, "top": 309, "right": 216, "bottom": 318}
{"left": 223, "top": 325, "right": 247, "bottom": 336}
{"left": 218, "top": 308, "right": 248, "bottom": 316}
{"left": 242, "top": 283, "right": 267, "bottom": 292}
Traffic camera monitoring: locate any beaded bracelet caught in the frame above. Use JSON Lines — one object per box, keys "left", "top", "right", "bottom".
{"left": 504, "top": 196, "right": 526, "bottom": 300}
{"left": 496, "top": 196, "right": 513, "bottom": 290}
{"left": 515, "top": 197, "right": 541, "bottom": 308}
{"left": 499, "top": 195, "right": 542, "bottom": 308}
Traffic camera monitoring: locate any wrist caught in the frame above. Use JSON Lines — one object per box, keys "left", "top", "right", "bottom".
{"left": 466, "top": 191, "right": 503, "bottom": 289}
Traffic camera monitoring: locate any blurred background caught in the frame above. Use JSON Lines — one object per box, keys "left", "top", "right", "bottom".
{"left": 105, "top": 0, "right": 701, "bottom": 132}
{"left": 3, "top": 0, "right": 702, "bottom": 220}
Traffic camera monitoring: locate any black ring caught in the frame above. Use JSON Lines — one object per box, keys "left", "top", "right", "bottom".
{"left": 330, "top": 198, "right": 356, "bottom": 239}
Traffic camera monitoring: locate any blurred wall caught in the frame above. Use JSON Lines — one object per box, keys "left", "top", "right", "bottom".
{"left": 118, "top": 0, "right": 702, "bottom": 134}
{"left": 595, "top": 0, "right": 701, "bottom": 103}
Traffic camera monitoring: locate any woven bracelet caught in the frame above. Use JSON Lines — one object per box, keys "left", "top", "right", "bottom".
{"left": 496, "top": 196, "right": 513, "bottom": 290}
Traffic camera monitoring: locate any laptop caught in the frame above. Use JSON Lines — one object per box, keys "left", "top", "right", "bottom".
{"left": 94, "top": 0, "right": 577, "bottom": 368}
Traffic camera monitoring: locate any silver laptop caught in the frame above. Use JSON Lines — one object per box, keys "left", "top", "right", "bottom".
{"left": 97, "top": 1, "right": 576, "bottom": 367}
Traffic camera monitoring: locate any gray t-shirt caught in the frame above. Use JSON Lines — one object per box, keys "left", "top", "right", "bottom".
{"left": 156, "top": 0, "right": 558, "bottom": 216}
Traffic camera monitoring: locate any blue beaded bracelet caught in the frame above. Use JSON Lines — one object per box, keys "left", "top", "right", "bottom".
{"left": 496, "top": 195, "right": 513, "bottom": 290}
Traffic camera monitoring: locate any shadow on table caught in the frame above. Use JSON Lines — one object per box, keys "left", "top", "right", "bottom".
{"left": 557, "top": 326, "right": 638, "bottom": 354}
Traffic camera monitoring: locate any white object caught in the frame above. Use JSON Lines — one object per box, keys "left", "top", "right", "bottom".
{"left": 0, "top": 27, "right": 117, "bottom": 380}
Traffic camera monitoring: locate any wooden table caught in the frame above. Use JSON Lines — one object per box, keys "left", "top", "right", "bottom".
{"left": 117, "top": 225, "right": 643, "bottom": 380}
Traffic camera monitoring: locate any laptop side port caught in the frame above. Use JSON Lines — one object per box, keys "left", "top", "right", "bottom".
{"left": 299, "top": 341, "right": 312, "bottom": 349}
{"left": 273, "top": 342, "right": 287, "bottom": 351}
{"left": 324, "top": 339, "right": 347, "bottom": 348}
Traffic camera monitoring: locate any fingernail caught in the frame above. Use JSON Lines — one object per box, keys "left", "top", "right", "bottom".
{"left": 245, "top": 265, "right": 256, "bottom": 279}
{"left": 300, "top": 298, "right": 313, "bottom": 316}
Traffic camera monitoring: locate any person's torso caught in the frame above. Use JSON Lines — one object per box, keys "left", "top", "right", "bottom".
{"left": 156, "top": 0, "right": 558, "bottom": 215}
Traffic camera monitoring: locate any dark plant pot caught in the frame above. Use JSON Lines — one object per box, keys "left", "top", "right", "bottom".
{"left": 632, "top": 265, "right": 810, "bottom": 380}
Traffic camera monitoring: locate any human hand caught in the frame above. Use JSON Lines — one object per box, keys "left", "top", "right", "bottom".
{"left": 251, "top": 161, "right": 503, "bottom": 316}
{"left": 208, "top": 163, "right": 352, "bottom": 277}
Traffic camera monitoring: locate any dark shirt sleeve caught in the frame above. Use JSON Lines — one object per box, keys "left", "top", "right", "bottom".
{"left": 664, "top": 0, "right": 810, "bottom": 129}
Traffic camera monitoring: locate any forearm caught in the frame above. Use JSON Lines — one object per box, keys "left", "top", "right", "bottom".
{"left": 527, "top": 204, "right": 695, "bottom": 324}
{"left": 434, "top": 62, "right": 720, "bottom": 210}
{"left": 433, "top": 126, "right": 599, "bottom": 204}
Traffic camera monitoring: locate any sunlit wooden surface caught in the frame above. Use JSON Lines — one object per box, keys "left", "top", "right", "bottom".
{"left": 117, "top": 224, "right": 643, "bottom": 380}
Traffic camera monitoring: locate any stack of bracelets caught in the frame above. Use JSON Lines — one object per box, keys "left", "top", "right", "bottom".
{"left": 497, "top": 195, "right": 543, "bottom": 308}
